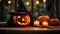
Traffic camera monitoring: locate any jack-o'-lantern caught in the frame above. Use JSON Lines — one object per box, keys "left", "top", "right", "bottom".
{"left": 50, "top": 18, "right": 59, "bottom": 26}
{"left": 33, "top": 20, "right": 40, "bottom": 27}
{"left": 38, "top": 15, "right": 50, "bottom": 22}
{"left": 42, "top": 21, "right": 48, "bottom": 28}
{"left": 13, "top": 13, "right": 30, "bottom": 26}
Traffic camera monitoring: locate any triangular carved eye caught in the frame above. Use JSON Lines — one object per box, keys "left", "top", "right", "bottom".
{"left": 17, "top": 16, "right": 21, "bottom": 18}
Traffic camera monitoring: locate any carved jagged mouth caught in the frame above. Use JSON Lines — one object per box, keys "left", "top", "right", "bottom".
{"left": 16, "top": 15, "right": 30, "bottom": 25}
{"left": 17, "top": 18, "right": 27, "bottom": 23}
{"left": 17, "top": 19, "right": 29, "bottom": 25}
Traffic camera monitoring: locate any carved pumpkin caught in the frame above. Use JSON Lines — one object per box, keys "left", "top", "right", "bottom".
{"left": 42, "top": 21, "right": 48, "bottom": 28}
{"left": 38, "top": 15, "right": 50, "bottom": 22}
{"left": 13, "top": 14, "right": 30, "bottom": 26}
{"left": 33, "top": 20, "right": 40, "bottom": 27}
{"left": 50, "top": 18, "right": 59, "bottom": 26}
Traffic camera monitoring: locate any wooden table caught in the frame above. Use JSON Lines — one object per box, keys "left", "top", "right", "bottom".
{"left": 0, "top": 26, "right": 60, "bottom": 34}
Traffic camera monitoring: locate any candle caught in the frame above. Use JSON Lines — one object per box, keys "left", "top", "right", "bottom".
{"left": 42, "top": 21, "right": 48, "bottom": 27}
{"left": 34, "top": 20, "right": 40, "bottom": 26}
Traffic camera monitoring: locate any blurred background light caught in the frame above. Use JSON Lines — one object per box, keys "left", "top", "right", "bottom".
{"left": 8, "top": 0, "right": 11, "bottom": 4}
{"left": 26, "top": 2, "right": 29, "bottom": 6}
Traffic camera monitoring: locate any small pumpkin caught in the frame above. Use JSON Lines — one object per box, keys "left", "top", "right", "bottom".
{"left": 50, "top": 18, "right": 59, "bottom": 26}
{"left": 42, "top": 21, "right": 48, "bottom": 28}
{"left": 33, "top": 20, "right": 40, "bottom": 27}
{"left": 13, "top": 13, "right": 30, "bottom": 26}
{"left": 38, "top": 15, "right": 50, "bottom": 22}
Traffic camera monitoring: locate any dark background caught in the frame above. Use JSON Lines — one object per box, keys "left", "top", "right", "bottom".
{"left": 47, "top": 0, "right": 60, "bottom": 19}
{"left": 0, "top": 0, "right": 60, "bottom": 21}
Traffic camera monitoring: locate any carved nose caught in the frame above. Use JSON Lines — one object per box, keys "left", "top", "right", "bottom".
{"left": 22, "top": 18, "right": 25, "bottom": 21}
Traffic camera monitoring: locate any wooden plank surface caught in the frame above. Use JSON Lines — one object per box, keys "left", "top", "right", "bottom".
{"left": 0, "top": 27, "right": 52, "bottom": 30}
{"left": 0, "top": 26, "right": 60, "bottom": 34}
{"left": 0, "top": 22, "right": 60, "bottom": 34}
{"left": 0, "top": 26, "right": 60, "bottom": 30}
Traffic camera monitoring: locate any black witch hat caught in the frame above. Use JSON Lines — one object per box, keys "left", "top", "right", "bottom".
{"left": 7, "top": 0, "right": 28, "bottom": 27}
{"left": 16, "top": 0, "right": 27, "bottom": 12}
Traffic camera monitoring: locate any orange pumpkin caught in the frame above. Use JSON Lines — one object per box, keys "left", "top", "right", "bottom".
{"left": 38, "top": 15, "right": 50, "bottom": 22}
{"left": 13, "top": 14, "right": 30, "bottom": 26}
{"left": 50, "top": 18, "right": 59, "bottom": 26}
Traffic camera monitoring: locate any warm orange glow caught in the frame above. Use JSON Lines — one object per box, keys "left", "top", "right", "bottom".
{"left": 42, "top": 21, "right": 48, "bottom": 27}
{"left": 34, "top": 20, "right": 40, "bottom": 26}
{"left": 13, "top": 16, "right": 17, "bottom": 23}
{"left": 38, "top": 15, "right": 50, "bottom": 22}
{"left": 17, "top": 21, "right": 26, "bottom": 25}
{"left": 26, "top": 15, "right": 30, "bottom": 24}
{"left": 43, "top": 0, "right": 46, "bottom": 3}
{"left": 17, "top": 15, "right": 30, "bottom": 26}
{"left": 18, "top": 16, "right": 21, "bottom": 18}
{"left": 35, "top": 1, "right": 39, "bottom": 5}
{"left": 22, "top": 18, "right": 25, "bottom": 21}
{"left": 17, "top": 21, "right": 21, "bottom": 24}
{"left": 26, "top": 2, "right": 29, "bottom": 6}
{"left": 8, "top": 0, "right": 11, "bottom": 4}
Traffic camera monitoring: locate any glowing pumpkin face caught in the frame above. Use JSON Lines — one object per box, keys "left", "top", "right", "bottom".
{"left": 13, "top": 14, "right": 30, "bottom": 26}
